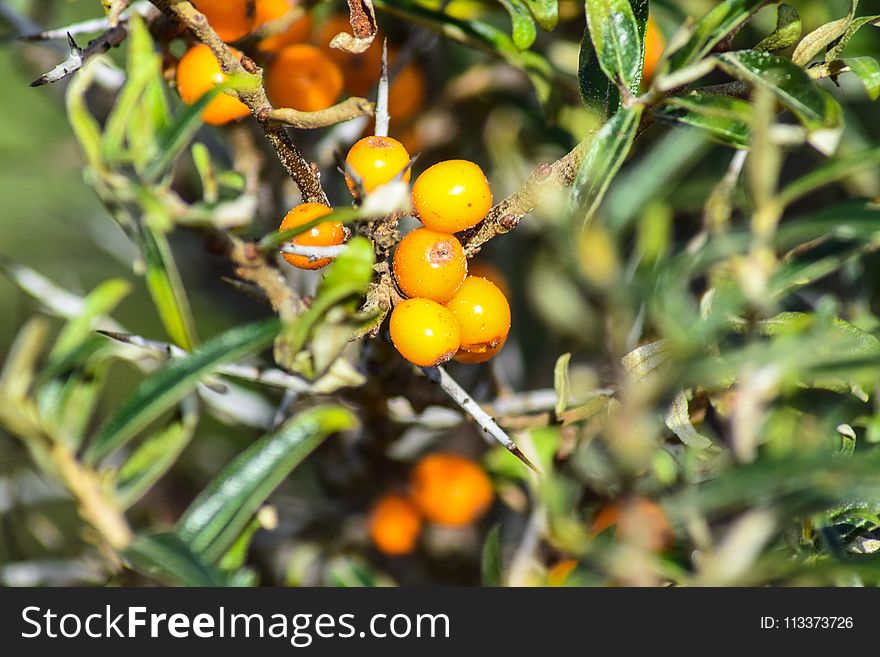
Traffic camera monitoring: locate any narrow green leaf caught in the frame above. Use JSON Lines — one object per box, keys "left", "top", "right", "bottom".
{"left": 498, "top": 0, "right": 537, "bottom": 50}
{"left": 124, "top": 532, "right": 233, "bottom": 586}
{"left": 65, "top": 60, "right": 104, "bottom": 171}
{"left": 570, "top": 106, "right": 643, "bottom": 224}
{"left": 578, "top": 28, "right": 620, "bottom": 116}
{"left": 524, "top": 0, "right": 558, "bottom": 31}
{"left": 141, "top": 220, "right": 199, "bottom": 351}
{"left": 85, "top": 318, "right": 280, "bottom": 463}
{"left": 481, "top": 524, "right": 504, "bottom": 586}
{"left": 755, "top": 4, "right": 801, "bottom": 52}
{"left": 553, "top": 353, "right": 571, "bottom": 417}
{"left": 840, "top": 56, "right": 880, "bottom": 100}
{"left": 716, "top": 50, "right": 843, "bottom": 153}
{"left": 825, "top": 14, "right": 880, "bottom": 62}
{"left": 584, "top": 0, "right": 643, "bottom": 93}
{"left": 177, "top": 405, "right": 357, "bottom": 563}
{"left": 652, "top": 93, "right": 752, "bottom": 148}
{"left": 792, "top": 0, "right": 857, "bottom": 66}
{"left": 777, "top": 147, "right": 880, "bottom": 206}
{"left": 668, "top": 0, "right": 769, "bottom": 71}
{"left": 49, "top": 279, "right": 131, "bottom": 365}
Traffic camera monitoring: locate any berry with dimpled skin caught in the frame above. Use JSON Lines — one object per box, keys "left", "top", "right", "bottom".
{"left": 192, "top": 0, "right": 253, "bottom": 42}
{"left": 409, "top": 453, "right": 493, "bottom": 526}
{"left": 393, "top": 229, "right": 467, "bottom": 303}
{"left": 176, "top": 44, "right": 250, "bottom": 126}
{"left": 444, "top": 276, "right": 510, "bottom": 353}
{"left": 266, "top": 44, "right": 344, "bottom": 112}
{"left": 411, "top": 160, "right": 492, "bottom": 233}
{"left": 368, "top": 494, "right": 423, "bottom": 555}
{"left": 389, "top": 298, "right": 460, "bottom": 367}
{"left": 345, "top": 136, "right": 411, "bottom": 195}
{"left": 279, "top": 202, "right": 345, "bottom": 270}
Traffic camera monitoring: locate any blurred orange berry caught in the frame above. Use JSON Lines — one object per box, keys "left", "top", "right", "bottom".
{"left": 345, "top": 136, "right": 412, "bottom": 194}
{"left": 192, "top": 0, "right": 253, "bottom": 42}
{"left": 547, "top": 559, "right": 578, "bottom": 586}
{"left": 266, "top": 44, "right": 344, "bottom": 112}
{"left": 410, "top": 453, "right": 493, "bottom": 526}
{"left": 254, "top": 0, "right": 312, "bottom": 52}
{"left": 279, "top": 202, "right": 345, "bottom": 270}
{"left": 412, "top": 160, "right": 492, "bottom": 233}
{"left": 643, "top": 16, "right": 665, "bottom": 84}
{"left": 592, "top": 498, "right": 674, "bottom": 552}
{"left": 176, "top": 44, "right": 250, "bottom": 126}
{"left": 389, "top": 298, "right": 461, "bottom": 367}
{"left": 368, "top": 494, "right": 423, "bottom": 555}
{"left": 393, "top": 228, "right": 467, "bottom": 303}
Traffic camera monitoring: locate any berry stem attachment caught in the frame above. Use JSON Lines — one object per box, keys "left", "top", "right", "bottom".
{"left": 421, "top": 365, "right": 540, "bottom": 474}
{"left": 374, "top": 39, "right": 390, "bottom": 137}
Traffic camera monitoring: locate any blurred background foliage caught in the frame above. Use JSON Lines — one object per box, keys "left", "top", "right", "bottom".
{"left": 1, "top": 0, "right": 880, "bottom": 586}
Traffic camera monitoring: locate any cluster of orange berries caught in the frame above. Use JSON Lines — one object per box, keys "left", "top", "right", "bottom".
{"left": 277, "top": 133, "right": 511, "bottom": 367}
{"left": 367, "top": 453, "right": 493, "bottom": 555}
{"left": 176, "top": 1, "right": 424, "bottom": 127}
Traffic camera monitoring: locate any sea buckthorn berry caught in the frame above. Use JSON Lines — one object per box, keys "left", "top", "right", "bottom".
{"left": 410, "top": 453, "right": 493, "bottom": 526}
{"left": 389, "top": 299, "right": 460, "bottom": 367}
{"left": 279, "top": 202, "right": 345, "bottom": 270}
{"left": 266, "top": 44, "right": 344, "bottom": 112}
{"left": 176, "top": 44, "right": 250, "bottom": 126}
{"left": 453, "top": 337, "right": 505, "bottom": 364}
{"left": 643, "top": 16, "right": 665, "bottom": 84}
{"left": 412, "top": 160, "right": 492, "bottom": 233}
{"left": 316, "top": 15, "right": 382, "bottom": 97}
{"left": 345, "top": 136, "right": 412, "bottom": 195}
{"left": 393, "top": 229, "right": 466, "bottom": 303}
{"left": 592, "top": 498, "right": 674, "bottom": 552}
{"left": 368, "top": 494, "right": 423, "bottom": 555}
{"left": 444, "top": 276, "right": 511, "bottom": 353}
{"left": 192, "top": 0, "right": 253, "bottom": 42}
{"left": 254, "top": 0, "right": 312, "bottom": 53}
{"left": 388, "top": 60, "right": 426, "bottom": 123}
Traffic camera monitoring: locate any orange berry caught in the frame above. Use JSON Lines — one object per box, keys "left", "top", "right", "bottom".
{"left": 176, "top": 44, "right": 250, "bottom": 126}
{"left": 279, "top": 202, "right": 345, "bottom": 270}
{"left": 393, "top": 229, "right": 467, "bottom": 303}
{"left": 389, "top": 298, "right": 460, "bottom": 367}
{"left": 444, "top": 276, "right": 510, "bottom": 353}
{"left": 388, "top": 60, "right": 426, "bottom": 123}
{"left": 192, "top": 0, "right": 253, "bottom": 42}
{"left": 453, "top": 337, "right": 506, "bottom": 364}
{"left": 412, "top": 160, "right": 492, "bottom": 233}
{"left": 345, "top": 136, "right": 412, "bottom": 194}
{"left": 254, "top": 0, "right": 312, "bottom": 52}
{"left": 410, "top": 453, "right": 493, "bottom": 526}
{"left": 266, "top": 44, "right": 344, "bottom": 112}
{"left": 316, "top": 15, "right": 382, "bottom": 96}
{"left": 643, "top": 16, "right": 665, "bottom": 84}
{"left": 547, "top": 559, "right": 578, "bottom": 587}
{"left": 592, "top": 498, "right": 674, "bottom": 552}
{"left": 368, "top": 494, "right": 423, "bottom": 555}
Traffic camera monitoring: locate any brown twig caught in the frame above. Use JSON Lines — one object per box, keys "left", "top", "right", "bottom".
{"left": 266, "top": 97, "right": 375, "bottom": 129}
{"left": 461, "top": 140, "right": 590, "bottom": 257}
{"left": 149, "top": 0, "right": 329, "bottom": 205}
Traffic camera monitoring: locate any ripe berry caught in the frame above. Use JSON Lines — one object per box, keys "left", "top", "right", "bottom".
{"left": 453, "top": 337, "right": 505, "bottom": 364}
{"left": 176, "top": 44, "right": 250, "bottom": 126}
{"left": 388, "top": 61, "right": 426, "bottom": 124}
{"left": 410, "top": 453, "right": 493, "bottom": 526}
{"left": 192, "top": 0, "right": 253, "bottom": 42}
{"left": 389, "top": 298, "right": 460, "bottom": 367}
{"left": 345, "top": 136, "right": 412, "bottom": 195}
{"left": 444, "top": 276, "right": 510, "bottom": 353}
{"left": 643, "top": 16, "right": 665, "bottom": 84}
{"left": 254, "top": 0, "right": 312, "bottom": 53}
{"left": 411, "top": 160, "right": 492, "bottom": 233}
{"left": 266, "top": 44, "right": 344, "bottom": 112}
{"left": 593, "top": 498, "right": 674, "bottom": 552}
{"left": 393, "top": 229, "right": 466, "bottom": 303}
{"left": 368, "top": 494, "right": 423, "bottom": 555}
{"left": 279, "top": 202, "right": 345, "bottom": 270}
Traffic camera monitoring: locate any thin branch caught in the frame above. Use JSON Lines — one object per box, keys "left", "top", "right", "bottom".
{"left": 22, "top": 2, "right": 152, "bottom": 40}
{"left": 266, "top": 97, "right": 375, "bottom": 129}
{"left": 150, "top": 0, "right": 328, "bottom": 205}
{"left": 374, "top": 40, "right": 390, "bottom": 137}
{"left": 422, "top": 366, "right": 539, "bottom": 473}
{"left": 461, "top": 140, "right": 590, "bottom": 257}
{"left": 280, "top": 242, "right": 347, "bottom": 261}
{"left": 29, "top": 26, "right": 128, "bottom": 87}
